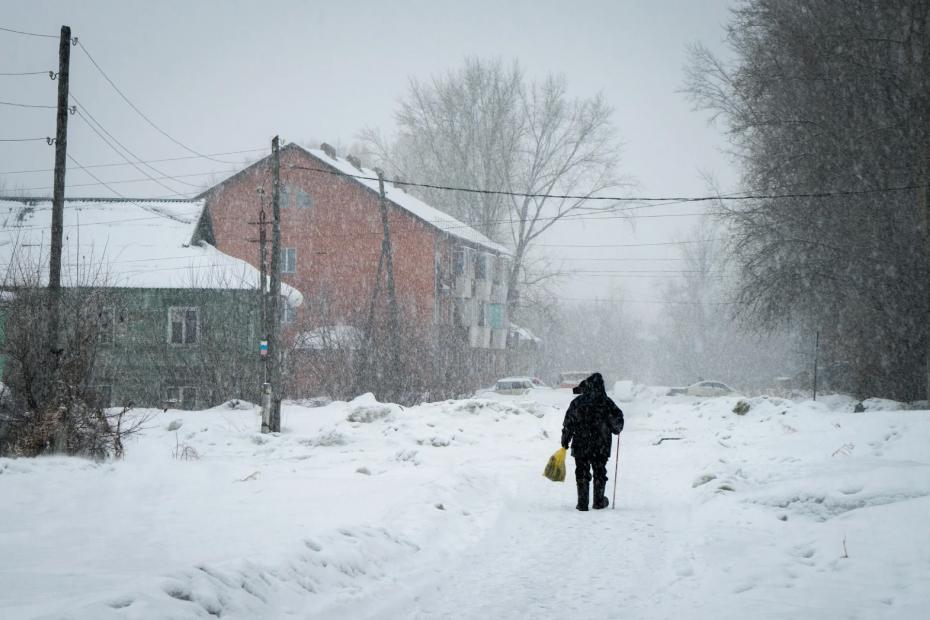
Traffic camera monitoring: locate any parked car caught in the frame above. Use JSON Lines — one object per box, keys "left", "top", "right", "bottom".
{"left": 494, "top": 377, "right": 536, "bottom": 395}
{"left": 557, "top": 371, "right": 594, "bottom": 389}
{"left": 667, "top": 381, "right": 735, "bottom": 397}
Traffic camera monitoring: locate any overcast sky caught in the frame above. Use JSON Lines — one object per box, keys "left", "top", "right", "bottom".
{"left": 1, "top": 0, "right": 737, "bottom": 324}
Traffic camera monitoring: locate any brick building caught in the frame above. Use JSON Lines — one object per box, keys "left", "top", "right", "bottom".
{"left": 198, "top": 143, "right": 512, "bottom": 392}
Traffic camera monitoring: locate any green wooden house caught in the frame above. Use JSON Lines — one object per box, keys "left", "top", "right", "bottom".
{"left": 0, "top": 198, "right": 302, "bottom": 410}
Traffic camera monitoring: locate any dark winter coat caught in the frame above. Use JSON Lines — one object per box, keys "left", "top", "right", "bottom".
{"left": 561, "top": 373, "right": 624, "bottom": 460}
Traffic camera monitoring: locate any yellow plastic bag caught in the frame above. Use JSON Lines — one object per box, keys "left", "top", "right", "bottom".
{"left": 543, "top": 447, "right": 567, "bottom": 482}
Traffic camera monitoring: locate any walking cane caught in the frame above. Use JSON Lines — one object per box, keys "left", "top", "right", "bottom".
{"left": 611, "top": 434, "right": 621, "bottom": 509}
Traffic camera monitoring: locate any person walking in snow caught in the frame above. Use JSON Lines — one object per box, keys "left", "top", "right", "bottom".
{"left": 561, "top": 372, "right": 624, "bottom": 511}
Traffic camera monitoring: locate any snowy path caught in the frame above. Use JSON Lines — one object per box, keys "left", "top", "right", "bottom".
{"left": 391, "top": 467, "right": 685, "bottom": 619}
{"left": 318, "top": 421, "right": 702, "bottom": 620}
{"left": 4, "top": 390, "right": 930, "bottom": 619}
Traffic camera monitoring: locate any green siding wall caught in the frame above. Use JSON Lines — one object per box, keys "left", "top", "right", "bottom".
{"left": 90, "top": 288, "right": 263, "bottom": 409}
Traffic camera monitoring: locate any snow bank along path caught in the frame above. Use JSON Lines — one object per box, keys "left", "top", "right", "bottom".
{"left": 1, "top": 389, "right": 929, "bottom": 618}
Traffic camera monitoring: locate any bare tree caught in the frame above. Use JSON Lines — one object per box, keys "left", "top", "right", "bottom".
{"left": 685, "top": 0, "right": 930, "bottom": 400}
{"left": 361, "top": 57, "right": 627, "bottom": 316}
{"left": 654, "top": 217, "right": 800, "bottom": 390}
{"left": 0, "top": 262, "right": 150, "bottom": 458}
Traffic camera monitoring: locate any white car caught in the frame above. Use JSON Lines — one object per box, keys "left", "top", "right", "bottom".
{"left": 494, "top": 377, "right": 536, "bottom": 395}
{"left": 667, "top": 381, "right": 735, "bottom": 397}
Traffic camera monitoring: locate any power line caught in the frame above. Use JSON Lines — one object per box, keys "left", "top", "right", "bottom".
{"left": 550, "top": 296, "right": 742, "bottom": 305}
{"left": 0, "top": 260, "right": 259, "bottom": 277}
{"left": 552, "top": 257, "right": 688, "bottom": 262}
{"left": 71, "top": 93, "right": 205, "bottom": 189}
{"left": 70, "top": 98, "right": 201, "bottom": 195}
{"left": 0, "top": 210, "right": 175, "bottom": 232}
{"left": 0, "top": 137, "right": 50, "bottom": 143}
{"left": 535, "top": 238, "right": 724, "bottom": 248}
{"left": 0, "top": 70, "right": 50, "bottom": 76}
{"left": 17, "top": 168, "right": 235, "bottom": 192}
{"left": 0, "top": 25, "right": 58, "bottom": 38}
{"left": 65, "top": 153, "right": 186, "bottom": 216}
{"left": 71, "top": 110, "right": 187, "bottom": 197}
{"left": 0, "top": 147, "right": 267, "bottom": 175}
{"left": 75, "top": 40, "right": 238, "bottom": 164}
{"left": 286, "top": 163, "right": 926, "bottom": 205}
{"left": 0, "top": 99, "right": 56, "bottom": 109}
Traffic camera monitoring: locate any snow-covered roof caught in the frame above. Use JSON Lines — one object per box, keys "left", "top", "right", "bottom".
{"left": 294, "top": 325, "right": 363, "bottom": 351}
{"left": 508, "top": 322, "right": 541, "bottom": 344}
{"left": 292, "top": 146, "right": 511, "bottom": 256}
{"left": 0, "top": 198, "right": 302, "bottom": 307}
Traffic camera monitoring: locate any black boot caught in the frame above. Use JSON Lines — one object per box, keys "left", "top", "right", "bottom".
{"left": 593, "top": 480, "right": 609, "bottom": 509}
{"left": 576, "top": 481, "right": 589, "bottom": 511}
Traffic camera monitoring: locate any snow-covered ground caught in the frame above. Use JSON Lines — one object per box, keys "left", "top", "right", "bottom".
{"left": 2, "top": 387, "right": 929, "bottom": 619}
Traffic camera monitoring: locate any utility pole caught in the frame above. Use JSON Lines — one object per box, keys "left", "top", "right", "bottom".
{"left": 266, "top": 136, "right": 283, "bottom": 432}
{"left": 257, "top": 189, "right": 268, "bottom": 332}
{"left": 920, "top": 145, "right": 930, "bottom": 404}
{"left": 812, "top": 330, "right": 820, "bottom": 401}
{"left": 48, "top": 26, "right": 71, "bottom": 357}
{"left": 376, "top": 169, "right": 401, "bottom": 398}
{"left": 48, "top": 25, "right": 71, "bottom": 450}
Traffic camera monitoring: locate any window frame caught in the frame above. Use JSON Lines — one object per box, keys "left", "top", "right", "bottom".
{"left": 282, "top": 247, "right": 297, "bottom": 274}
{"left": 168, "top": 306, "right": 200, "bottom": 346}
{"left": 475, "top": 252, "right": 489, "bottom": 281}
{"left": 453, "top": 248, "right": 465, "bottom": 277}
{"left": 98, "top": 306, "right": 115, "bottom": 345}
{"left": 281, "top": 302, "right": 297, "bottom": 325}
{"left": 296, "top": 188, "right": 312, "bottom": 209}
{"left": 165, "top": 386, "right": 197, "bottom": 410}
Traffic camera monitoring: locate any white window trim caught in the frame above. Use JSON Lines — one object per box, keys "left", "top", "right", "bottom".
{"left": 167, "top": 306, "right": 200, "bottom": 346}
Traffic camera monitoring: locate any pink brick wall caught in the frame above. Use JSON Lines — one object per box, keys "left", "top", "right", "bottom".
{"left": 203, "top": 146, "right": 440, "bottom": 327}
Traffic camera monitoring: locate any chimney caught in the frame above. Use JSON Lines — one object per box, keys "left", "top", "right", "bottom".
{"left": 320, "top": 142, "right": 337, "bottom": 160}
{"left": 346, "top": 154, "right": 364, "bottom": 171}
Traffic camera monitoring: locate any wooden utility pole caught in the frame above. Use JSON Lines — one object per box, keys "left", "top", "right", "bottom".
{"left": 359, "top": 241, "right": 385, "bottom": 392}
{"left": 48, "top": 25, "right": 71, "bottom": 449}
{"left": 257, "top": 192, "right": 268, "bottom": 328}
{"left": 920, "top": 147, "right": 930, "bottom": 403}
{"left": 376, "top": 170, "right": 401, "bottom": 395}
{"left": 812, "top": 330, "right": 820, "bottom": 401}
{"left": 266, "top": 136, "right": 283, "bottom": 432}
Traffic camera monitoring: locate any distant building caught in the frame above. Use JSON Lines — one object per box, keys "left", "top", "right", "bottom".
{"left": 199, "top": 143, "right": 512, "bottom": 391}
{"left": 0, "top": 197, "right": 302, "bottom": 409}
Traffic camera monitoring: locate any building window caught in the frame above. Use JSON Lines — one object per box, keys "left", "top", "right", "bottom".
{"left": 477, "top": 301, "right": 488, "bottom": 327}
{"left": 296, "top": 189, "right": 313, "bottom": 209}
{"left": 279, "top": 184, "right": 291, "bottom": 209}
{"left": 475, "top": 253, "right": 488, "bottom": 280}
{"left": 493, "top": 256, "right": 507, "bottom": 285}
{"left": 281, "top": 303, "right": 297, "bottom": 325}
{"left": 282, "top": 247, "right": 297, "bottom": 273}
{"left": 454, "top": 298, "right": 476, "bottom": 327}
{"left": 488, "top": 303, "right": 504, "bottom": 329}
{"left": 454, "top": 248, "right": 466, "bottom": 276}
{"left": 168, "top": 307, "right": 199, "bottom": 345}
{"left": 165, "top": 386, "right": 197, "bottom": 410}
{"left": 98, "top": 307, "right": 114, "bottom": 345}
